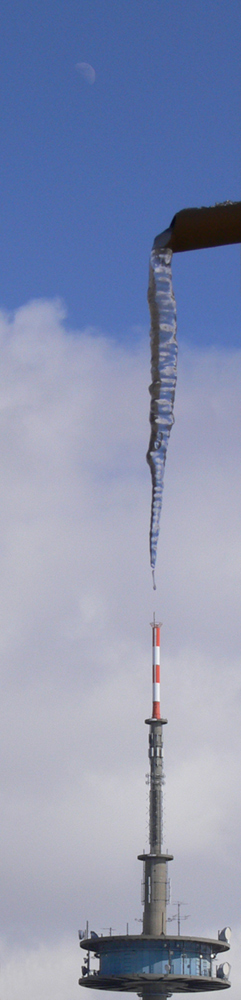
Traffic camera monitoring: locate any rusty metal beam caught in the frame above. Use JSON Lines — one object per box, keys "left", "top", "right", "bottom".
{"left": 153, "top": 201, "right": 241, "bottom": 254}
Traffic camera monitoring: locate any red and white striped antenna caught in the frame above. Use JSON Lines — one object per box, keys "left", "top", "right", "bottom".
{"left": 151, "top": 612, "right": 162, "bottom": 719}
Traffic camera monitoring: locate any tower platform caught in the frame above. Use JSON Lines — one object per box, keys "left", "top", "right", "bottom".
{"left": 79, "top": 932, "right": 230, "bottom": 993}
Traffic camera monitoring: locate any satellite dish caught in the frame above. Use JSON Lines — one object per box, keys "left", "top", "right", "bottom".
{"left": 218, "top": 927, "right": 232, "bottom": 943}
{"left": 217, "top": 963, "right": 231, "bottom": 980}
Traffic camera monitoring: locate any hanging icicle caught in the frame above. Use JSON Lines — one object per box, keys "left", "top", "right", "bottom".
{"left": 147, "top": 248, "right": 177, "bottom": 587}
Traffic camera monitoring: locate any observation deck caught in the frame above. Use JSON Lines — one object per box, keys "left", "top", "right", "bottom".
{"left": 79, "top": 931, "right": 231, "bottom": 994}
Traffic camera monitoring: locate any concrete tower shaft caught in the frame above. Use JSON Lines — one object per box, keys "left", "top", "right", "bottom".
{"left": 148, "top": 719, "right": 164, "bottom": 853}
{"left": 139, "top": 715, "right": 173, "bottom": 935}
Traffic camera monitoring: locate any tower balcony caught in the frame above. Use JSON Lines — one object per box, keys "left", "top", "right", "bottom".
{"left": 79, "top": 933, "right": 231, "bottom": 993}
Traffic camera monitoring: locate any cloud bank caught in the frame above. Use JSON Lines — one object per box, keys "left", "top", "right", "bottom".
{"left": 0, "top": 299, "right": 240, "bottom": 999}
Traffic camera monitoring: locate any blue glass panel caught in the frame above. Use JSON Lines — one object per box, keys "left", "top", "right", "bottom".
{"left": 99, "top": 940, "right": 213, "bottom": 979}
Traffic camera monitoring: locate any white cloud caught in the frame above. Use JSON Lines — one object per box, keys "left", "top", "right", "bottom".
{"left": 0, "top": 938, "right": 80, "bottom": 1000}
{"left": 0, "top": 300, "right": 240, "bottom": 997}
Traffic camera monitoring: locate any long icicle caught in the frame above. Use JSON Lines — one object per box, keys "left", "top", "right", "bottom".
{"left": 146, "top": 248, "right": 177, "bottom": 587}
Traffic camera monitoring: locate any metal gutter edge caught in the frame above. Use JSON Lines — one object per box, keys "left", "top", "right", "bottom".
{"left": 153, "top": 201, "right": 241, "bottom": 254}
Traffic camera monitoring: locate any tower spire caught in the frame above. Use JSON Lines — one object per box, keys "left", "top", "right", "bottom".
{"left": 151, "top": 616, "right": 161, "bottom": 720}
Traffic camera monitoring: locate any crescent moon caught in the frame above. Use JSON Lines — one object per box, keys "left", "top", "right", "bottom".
{"left": 76, "top": 62, "right": 96, "bottom": 85}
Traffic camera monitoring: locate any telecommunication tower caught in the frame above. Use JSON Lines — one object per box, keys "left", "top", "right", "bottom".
{"left": 79, "top": 618, "right": 231, "bottom": 999}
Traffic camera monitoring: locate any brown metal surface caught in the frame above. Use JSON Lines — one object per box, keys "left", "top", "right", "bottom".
{"left": 153, "top": 201, "right": 241, "bottom": 254}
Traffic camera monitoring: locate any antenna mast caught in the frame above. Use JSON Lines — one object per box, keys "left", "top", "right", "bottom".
{"left": 138, "top": 618, "right": 173, "bottom": 935}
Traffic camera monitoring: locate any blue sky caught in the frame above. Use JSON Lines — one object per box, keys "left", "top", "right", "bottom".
{"left": 0, "top": 0, "right": 240, "bottom": 342}
{"left": 0, "top": 4, "right": 241, "bottom": 1000}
